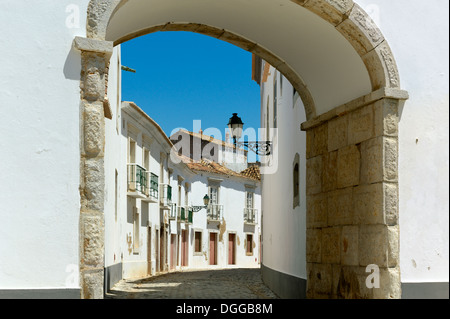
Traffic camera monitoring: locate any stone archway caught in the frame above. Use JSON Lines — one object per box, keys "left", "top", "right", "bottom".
{"left": 74, "top": 0, "right": 408, "bottom": 298}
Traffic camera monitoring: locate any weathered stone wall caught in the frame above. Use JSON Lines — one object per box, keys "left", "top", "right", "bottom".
{"left": 75, "top": 37, "right": 113, "bottom": 299}
{"left": 304, "top": 96, "right": 403, "bottom": 299}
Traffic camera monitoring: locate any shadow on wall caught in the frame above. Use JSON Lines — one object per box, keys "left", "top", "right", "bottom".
{"left": 64, "top": 47, "right": 82, "bottom": 81}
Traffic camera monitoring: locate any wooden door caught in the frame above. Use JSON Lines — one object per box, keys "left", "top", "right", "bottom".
{"left": 181, "top": 230, "right": 188, "bottom": 266}
{"left": 228, "top": 233, "right": 236, "bottom": 265}
{"left": 155, "top": 229, "right": 160, "bottom": 273}
{"left": 170, "top": 234, "right": 176, "bottom": 270}
{"left": 147, "top": 227, "right": 152, "bottom": 275}
{"left": 160, "top": 227, "right": 164, "bottom": 272}
{"left": 209, "top": 233, "right": 217, "bottom": 265}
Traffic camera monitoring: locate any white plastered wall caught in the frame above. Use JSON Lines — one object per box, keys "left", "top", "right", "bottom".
{"left": 0, "top": 0, "right": 90, "bottom": 289}
{"left": 260, "top": 67, "right": 308, "bottom": 280}
{"left": 355, "top": 0, "right": 449, "bottom": 284}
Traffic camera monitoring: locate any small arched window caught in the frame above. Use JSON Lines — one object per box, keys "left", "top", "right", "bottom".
{"left": 293, "top": 153, "right": 300, "bottom": 208}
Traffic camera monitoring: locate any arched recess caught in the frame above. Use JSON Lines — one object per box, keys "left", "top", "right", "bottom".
{"left": 75, "top": 0, "right": 409, "bottom": 299}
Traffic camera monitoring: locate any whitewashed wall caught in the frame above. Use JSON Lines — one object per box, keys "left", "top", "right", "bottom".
{"left": 355, "top": 0, "right": 449, "bottom": 285}
{"left": 260, "top": 0, "right": 449, "bottom": 296}
{"left": 189, "top": 174, "right": 261, "bottom": 269}
{"left": 0, "top": 0, "right": 89, "bottom": 292}
{"left": 260, "top": 67, "right": 308, "bottom": 281}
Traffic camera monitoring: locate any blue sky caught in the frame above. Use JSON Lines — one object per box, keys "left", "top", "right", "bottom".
{"left": 121, "top": 31, "right": 261, "bottom": 162}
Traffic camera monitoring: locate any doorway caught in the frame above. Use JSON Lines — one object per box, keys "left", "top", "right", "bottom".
{"left": 228, "top": 233, "right": 236, "bottom": 265}
{"left": 209, "top": 232, "right": 218, "bottom": 266}
{"left": 181, "top": 229, "right": 188, "bottom": 267}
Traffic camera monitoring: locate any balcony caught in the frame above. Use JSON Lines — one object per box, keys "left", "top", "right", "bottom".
{"left": 244, "top": 208, "right": 258, "bottom": 225}
{"left": 207, "top": 204, "right": 223, "bottom": 222}
{"left": 160, "top": 184, "right": 172, "bottom": 208}
{"left": 177, "top": 206, "right": 193, "bottom": 224}
{"left": 178, "top": 206, "right": 186, "bottom": 222}
{"left": 127, "top": 164, "right": 147, "bottom": 198}
{"left": 142, "top": 172, "right": 158, "bottom": 203}
{"left": 187, "top": 207, "right": 193, "bottom": 224}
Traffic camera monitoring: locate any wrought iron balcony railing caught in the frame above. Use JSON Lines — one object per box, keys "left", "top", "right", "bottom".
{"left": 142, "top": 172, "right": 158, "bottom": 203}
{"left": 207, "top": 204, "right": 223, "bottom": 222}
{"left": 244, "top": 208, "right": 258, "bottom": 225}
{"left": 178, "top": 206, "right": 186, "bottom": 222}
{"left": 127, "top": 164, "right": 147, "bottom": 198}
{"left": 187, "top": 207, "right": 193, "bottom": 224}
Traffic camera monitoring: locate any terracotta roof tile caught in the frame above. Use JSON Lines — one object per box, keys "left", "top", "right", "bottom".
{"left": 240, "top": 165, "right": 261, "bottom": 181}
{"left": 185, "top": 159, "right": 260, "bottom": 181}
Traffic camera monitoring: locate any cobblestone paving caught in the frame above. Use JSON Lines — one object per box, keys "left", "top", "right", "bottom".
{"left": 105, "top": 268, "right": 279, "bottom": 299}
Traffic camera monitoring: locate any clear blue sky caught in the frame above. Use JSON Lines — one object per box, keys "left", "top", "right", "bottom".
{"left": 121, "top": 31, "right": 261, "bottom": 162}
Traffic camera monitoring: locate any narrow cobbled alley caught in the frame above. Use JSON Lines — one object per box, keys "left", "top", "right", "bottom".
{"left": 106, "top": 268, "right": 278, "bottom": 299}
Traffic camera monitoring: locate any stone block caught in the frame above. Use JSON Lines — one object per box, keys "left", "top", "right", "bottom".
{"left": 360, "top": 137, "right": 384, "bottom": 184}
{"left": 374, "top": 98, "right": 399, "bottom": 137}
{"left": 359, "top": 135, "right": 398, "bottom": 184}
{"left": 80, "top": 213, "right": 105, "bottom": 268}
{"left": 387, "top": 225, "right": 399, "bottom": 268}
{"left": 194, "top": 24, "right": 225, "bottom": 38}
{"left": 306, "top": 155, "right": 323, "bottom": 195}
{"left": 359, "top": 225, "right": 388, "bottom": 267}
{"left": 219, "top": 31, "right": 256, "bottom": 51}
{"left": 336, "top": 266, "right": 374, "bottom": 299}
{"left": 307, "top": 124, "right": 328, "bottom": 158}
{"left": 337, "top": 145, "right": 360, "bottom": 188}
{"left": 306, "top": 228, "right": 322, "bottom": 263}
{"left": 322, "top": 227, "right": 341, "bottom": 264}
{"left": 384, "top": 183, "right": 399, "bottom": 226}
{"left": 322, "top": 151, "right": 338, "bottom": 192}
{"left": 308, "top": 263, "right": 333, "bottom": 296}
{"left": 328, "top": 187, "right": 354, "bottom": 226}
{"left": 341, "top": 226, "right": 359, "bottom": 266}
{"left": 83, "top": 157, "right": 105, "bottom": 212}
{"left": 328, "top": 115, "right": 348, "bottom": 152}
{"left": 362, "top": 41, "right": 401, "bottom": 90}
{"left": 383, "top": 137, "right": 398, "bottom": 182}
{"left": 307, "top": 193, "right": 328, "bottom": 229}
{"left": 83, "top": 102, "right": 105, "bottom": 157}
{"left": 348, "top": 104, "right": 374, "bottom": 145}
{"left": 81, "top": 269, "right": 104, "bottom": 299}
{"left": 353, "top": 183, "right": 384, "bottom": 225}
{"left": 374, "top": 267, "right": 401, "bottom": 299}
{"left": 336, "top": 3, "right": 384, "bottom": 56}
{"left": 73, "top": 36, "right": 113, "bottom": 55}
{"left": 303, "top": 0, "right": 354, "bottom": 26}
{"left": 81, "top": 52, "right": 109, "bottom": 102}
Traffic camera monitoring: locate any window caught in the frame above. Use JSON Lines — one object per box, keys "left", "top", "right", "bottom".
{"left": 246, "top": 192, "right": 254, "bottom": 209}
{"left": 293, "top": 153, "right": 300, "bottom": 208}
{"left": 209, "top": 186, "right": 219, "bottom": 205}
{"left": 194, "top": 231, "right": 202, "bottom": 253}
{"left": 246, "top": 234, "right": 253, "bottom": 255}
{"left": 128, "top": 138, "right": 136, "bottom": 163}
{"left": 143, "top": 148, "right": 150, "bottom": 171}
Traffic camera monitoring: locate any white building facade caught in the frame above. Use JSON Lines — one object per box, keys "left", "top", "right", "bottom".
{"left": 0, "top": 0, "right": 447, "bottom": 299}
{"left": 102, "top": 101, "right": 261, "bottom": 291}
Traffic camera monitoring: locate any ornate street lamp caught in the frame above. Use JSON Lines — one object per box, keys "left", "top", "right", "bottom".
{"left": 227, "top": 113, "right": 272, "bottom": 156}
{"left": 191, "top": 194, "right": 210, "bottom": 213}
